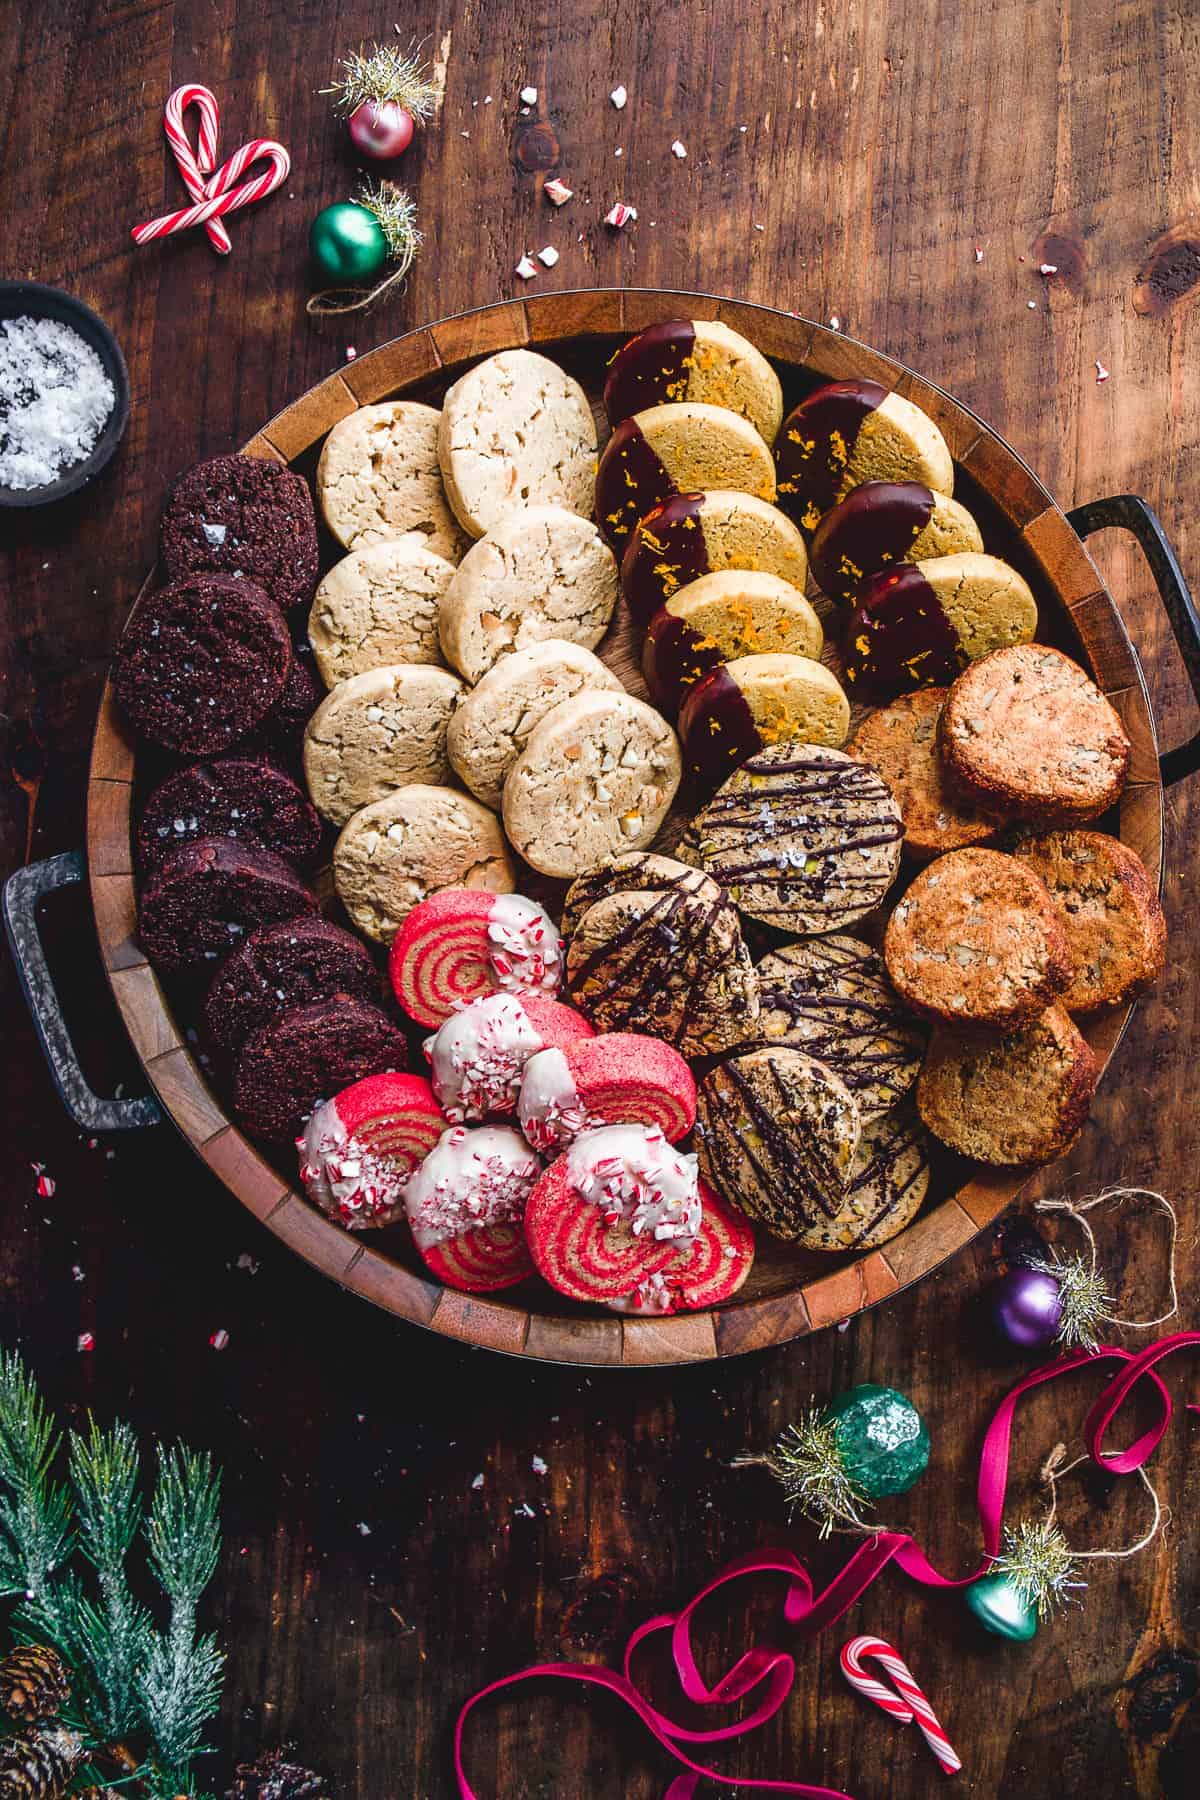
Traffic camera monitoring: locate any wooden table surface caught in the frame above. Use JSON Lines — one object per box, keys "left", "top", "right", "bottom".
{"left": 2, "top": 2, "right": 1198, "bottom": 1794}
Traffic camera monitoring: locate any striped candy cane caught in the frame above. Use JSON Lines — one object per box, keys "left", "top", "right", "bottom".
{"left": 133, "top": 93, "right": 290, "bottom": 250}
{"left": 162, "top": 85, "right": 231, "bottom": 253}
{"left": 839, "top": 1635, "right": 961, "bottom": 1776}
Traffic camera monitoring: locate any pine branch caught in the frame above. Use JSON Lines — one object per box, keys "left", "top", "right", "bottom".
{"left": 0, "top": 1348, "right": 73, "bottom": 1602}
{"left": 69, "top": 1421, "right": 153, "bottom": 1739}
{"left": 137, "top": 1446, "right": 224, "bottom": 1789}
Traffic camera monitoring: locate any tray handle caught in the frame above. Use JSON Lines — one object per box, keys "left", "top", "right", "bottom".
{"left": 1068, "top": 493, "right": 1200, "bottom": 787}
{"left": 2, "top": 851, "right": 161, "bottom": 1131}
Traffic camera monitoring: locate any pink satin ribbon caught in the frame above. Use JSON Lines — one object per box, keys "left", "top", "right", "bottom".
{"left": 455, "top": 1332, "right": 1200, "bottom": 1798}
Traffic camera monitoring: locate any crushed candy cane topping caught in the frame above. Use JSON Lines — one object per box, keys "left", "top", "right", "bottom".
{"left": 298, "top": 1101, "right": 409, "bottom": 1228}
{"left": 607, "top": 1269, "right": 677, "bottom": 1315}
{"left": 405, "top": 1125, "right": 541, "bottom": 1248}
{"left": 517, "top": 1046, "right": 596, "bottom": 1152}
{"left": 487, "top": 894, "right": 564, "bottom": 997}
{"left": 605, "top": 202, "right": 637, "bottom": 228}
{"left": 544, "top": 178, "right": 573, "bottom": 206}
{"left": 425, "top": 992, "right": 543, "bottom": 1121}
{"left": 515, "top": 253, "right": 538, "bottom": 281}
{"left": 610, "top": 85, "right": 628, "bottom": 109}
{"left": 566, "top": 1124, "right": 700, "bottom": 1242}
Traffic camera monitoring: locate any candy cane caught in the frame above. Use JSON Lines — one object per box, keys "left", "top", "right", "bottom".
{"left": 132, "top": 87, "right": 291, "bottom": 250}
{"left": 838, "top": 1636, "right": 961, "bottom": 1776}
{"left": 161, "top": 85, "right": 230, "bottom": 253}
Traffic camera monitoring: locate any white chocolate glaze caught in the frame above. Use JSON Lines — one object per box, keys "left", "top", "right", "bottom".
{"left": 404, "top": 1124, "right": 541, "bottom": 1248}
{"left": 424, "top": 992, "right": 544, "bottom": 1120}
{"left": 297, "top": 1100, "right": 408, "bottom": 1230}
{"left": 517, "top": 1046, "right": 594, "bottom": 1152}
{"left": 565, "top": 1123, "right": 700, "bottom": 1242}
{"left": 487, "top": 893, "right": 564, "bottom": 996}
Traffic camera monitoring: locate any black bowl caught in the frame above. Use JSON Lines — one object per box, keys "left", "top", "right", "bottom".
{"left": 0, "top": 282, "right": 130, "bottom": 508}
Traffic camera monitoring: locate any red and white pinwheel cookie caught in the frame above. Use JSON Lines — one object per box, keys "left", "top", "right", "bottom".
{"left": 389, "top": 889, "right": 564, "bottom": 1029}
{"left": 517, "top": 1032, "right": 696, "bottom": 1154}
{"left": 423, "top": 992, "right": 594, "bottom": 1122}
{"left": 297, "top": 1072, "right": 443, "bottom": 1230}
{"left": 405, "top": 1123, "right": 541, "bottom": 1292}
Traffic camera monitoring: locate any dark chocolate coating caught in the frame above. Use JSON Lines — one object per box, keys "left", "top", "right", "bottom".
{"left": 603, "top": 320, "right": 696, "bottom": 427}
{"left": 698, "top": 1052, "right": 850, "bottom": 1228}
{"left": 677, "top": 664, "right": 764, "bottom": 785}
{"left": 641, "top": 603, "right": 726, "bottom": 714}
{"left": 842, "top": 564, "right": 965, "bottom": 700}
{"left": 774, "top": 379, "right": 888, "bottom": 527}
{"left": 843, "top": 1104, "right": 931, "bottom": 1247}
{"left": 620, "top": 492, "right": 711, "bottom": 625}
{"left": 810, "top": 480, "right": 936, "bottom": 604}
{"left": 594, "top": 417, "right": 677, "bottom": 547}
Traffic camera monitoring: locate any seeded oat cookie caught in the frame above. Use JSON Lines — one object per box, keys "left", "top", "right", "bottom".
{"left": 302, "top": 664, "right": 466, "bottom": 826}
{"left": 317, "top": 401, "right": 470, "bottom": 562}
{"left": 333, "top": 784, "right": 515, "bottom": 943}
{"left": 438, "top": 505, "right": 619, "bottom": 683}
{"left": 502, "top": 691, "right": 682, "bottom": 879}
{"left": 447, "top": 640, "right": 622, "bottom": 810}
{"left": 918, "top": 1004, "right": 1098, "bottom": 1167}
{"left": 847, "top": 688, "right": 999, "bottom": 860}
{"left": 1011, "top": 829, "right": 1166, "bottom": 1014}
{"left": 308, "top": 538, "right": 455, "bottom": 686}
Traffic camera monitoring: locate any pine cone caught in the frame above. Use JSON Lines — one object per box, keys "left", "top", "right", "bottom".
{"left": 0, "top": 1721, "right": 84, "bottom": 1799}
{"left": 228, "top": 1746, "right": 330, "bottom": 1799}
{"left": 0, "top": 1645, "right": 72, "bottom": 1722}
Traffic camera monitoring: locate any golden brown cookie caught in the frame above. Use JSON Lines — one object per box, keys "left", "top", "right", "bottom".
{"left": 884, "top": 847, "right": 1070, "bottom": 1027}
{"left": 847, "top": 688, "right": 1000, "bottom": 860}
{"left": 438, "top": 350, "right": 597, "bottom": 537}
{"left": 317, "top": 401, "right": 469, "bottom": 562}
{"left": 302, "top": 664, "right": 466, "bottom": 826}
{"left": 308, "top": 538, "right": 455, "bottom": 686}
{"left": 917, "top": 1004, "right": 1098, "bottom": 1166}
{"left": 621, "top": 490, "right": 809, "bottom": 626}
{"left": 805, "top": 1101, "right": 932, "bottom": 1251}
{"left": 595, "top": 402, "right": 777, "bottom": 547}
{"left": 1011, "top": 829, "right": 1166, "bottom": 1014}
{"left": 332, "top": 785, "right": 514, "bottom": 943}
{"left": 810, "top": 481, "right": 984, "bottom": 605}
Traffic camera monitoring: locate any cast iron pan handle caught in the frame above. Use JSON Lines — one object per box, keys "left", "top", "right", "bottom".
{"left": 1068, "top": 493, "right": 1200, "bottom": 787}
{"left": 2, "top": 850, "right": 161, "bottom": 1130}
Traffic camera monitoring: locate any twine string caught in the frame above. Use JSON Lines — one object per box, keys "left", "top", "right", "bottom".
{"left": 1034, "top": 1186, "right": 1179, "bottom": 1331}
{"left": 1038, "top": 1442, "right": 1165, "bottom": 1562}
{"left": 306, "top": 243, "right": 418, "bottom": 316}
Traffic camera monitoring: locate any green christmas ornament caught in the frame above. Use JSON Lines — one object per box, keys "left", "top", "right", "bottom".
{"left": 965, "top": 1572, "right": 1040, "bottom": 1642}
{"left": 736, "top": 1381, "right": 930, "bottom": 1537}
{"left": 310, "top": 201, "right": 389, "bottom": 282}
{"left": 966, "top": 1517, "right": 1082, "bottom": 1641}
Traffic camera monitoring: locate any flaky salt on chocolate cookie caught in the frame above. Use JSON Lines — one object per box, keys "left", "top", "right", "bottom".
{"left": 564, "top": 857, "right": 760, "bottom": 1057}
{"left": 317, "top": 400, "right": 470, "bottom": 562}
{"left": 302, "top": 664, "right": 466, "bottom": 826}
{"left": 884, "top": 847, "right": 1070, "bottom": 1028}
{"left": 847, "top": 688, "right": 999, "bottom": 860}
{"left": 136, "top": 755, "right": 321, "bottom": 872}
{"left": 160, "top": 453, "right": 320, "bottom": 616}
{"left": 308, "top": 537, "right": 455, "bottom": 686}
{"left": 755, "top": 935, "right": 925, "bottom": 1120}
{"left": 604, "top": 319, "right": 785, "bottom": 443}
{"left": 775, "top": 380, "right": 954, "bottom": 530}
{"left": 940, "top": 644, "right": 1131, "bottom": 824}
{"left": 918, "top": 1003, "right": 1098, "bottom": 1167}
{"left": 696, "top": 1046, "right": 860, "bottom": 1244}
{"left": 1011, "top": 829, "right": 1166, "bottom": 1014}
{"left": 679, "top": 742, "right": 904, "bottom": 934}
{"left": 621, "top": 490, "right": 809, "bottom": 626}
{"left": 137, "top": 837, "right": 317, "bottom": 975}
{"left": 232, "top": 995, "right": 409, "bottom": 1143}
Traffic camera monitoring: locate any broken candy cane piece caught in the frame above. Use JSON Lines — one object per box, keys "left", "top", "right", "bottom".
{"left": 605, "top": 202, "right": 637, "bottom": 228}
{"left": 515, "top": 253, "right": 538, "bottom": 280}
{"left": 544, "top": 178, "right": 573, "bottom": 206}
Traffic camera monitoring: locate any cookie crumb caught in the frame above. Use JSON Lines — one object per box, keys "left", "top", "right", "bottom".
{"left": 610, "top": 85, "right": 627, "bottom": 109}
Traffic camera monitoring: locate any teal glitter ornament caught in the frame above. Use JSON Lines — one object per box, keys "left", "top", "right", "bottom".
{"left": 736, "top": 1382, "right": 930, "bottom": 1537}
{"left": 966, "top": 1516, "right": 1083, "bottom": 1641}
{"left": 310, "top": 201, "right": 389, "bottom": 282}
{"left": 965, "top": 1572, "right": 1040, "bottom": 1642}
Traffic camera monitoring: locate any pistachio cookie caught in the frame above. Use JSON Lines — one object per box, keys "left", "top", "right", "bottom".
{"left": 809, "top": 480, "right": 983, "bottom": 605}
{"left": 438, "top": 506, "right": 619, "bottom": 683}
{"left": 679, "top": 742, "right": 904, "bottom": 933}
{"left": 621, "top": 490, "right": 809, "bottom": 626}
{"left": 317, "top": 400, "right": 469, "bottom": 562}
{"left": 847, "top": 688, "right": 1000, "bottom": 860}
{"left": 595, "top": 403, "right": 777, "bottom": 547}
{"left": 678, "top": 652, "right": 851, "bottom": 784}
{"left": 642, "top": 570, "right": 824, "bottom": 715}
{"left": 918, "top": 1004, "right": 1098, "bottom": 1167}
{"left": 1011, "top": 830, "right": 1166, "bottom": 1013}
{"left": 775, "top": 380, "right": 954, "bottom": 529}
{"left": 447, "top": 640, "right": 622, "bottom": 809}
{"left": 502, "top": 691, "right": 682, "bottom": 878}
{"left": 160, "top": 453, "right": 319, "bottom": 616}
{"left": 438, "top": 349, "right": 597, "bottom": 537}
{"left": 842, "top": 552, "right": 1038, "bottom": 700}
{"left": 604, "top": 319, "right": 784, "bottom": 443}
{"left": 564, "top": 857, "right": 760, "bottom": 1056}
{"left": 755, "top": 935, "right": 925, "bottom": 1120}
{"left": 308, "top": 537, "right": 455, "bottom": 686}
{"left": 333, "top": 784, "right": 514, "bottom": 943}
{"left": 939, "top": 644, "right": 1131, "bottom": 824}
{"left": 696, "top": 1047, "right": 860, "bottom": 1244}
{"left": 302, "top": 664, "right": 466, "bottom": 826}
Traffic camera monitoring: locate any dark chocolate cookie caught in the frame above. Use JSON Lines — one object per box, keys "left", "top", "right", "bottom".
{"left": 137, "top": 836, "right": 317, "bottom": 974}
{"left": 232, "top": 995, "right": 409, "bottom": 1142}
{"left": 136, "top": 755, "right": 322, "bottom": 872}
{"left": 113, "top": 574, "right": 293, "bottom": 756}
{"left": 160, "top": 453, "right": 319, "bottom": 615}
{"left": 265, "top": 647, "right": 323, "bottom": 758}
{"left": 202, "top": 915, "right": 382, "bottom": 1057}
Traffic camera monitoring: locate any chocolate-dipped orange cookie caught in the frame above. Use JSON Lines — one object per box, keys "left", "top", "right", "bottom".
{"left": 621, "top": 491, "right": 808, "bottom": 626}
{"left": 677, "top": 652, "right": 850, "bottom": 785}
{"left": 642, "top": 571, "right": 823, "bottom": 715}
{"left": 595, "top": 403, "right": 776, "bottom": 548}
{"left": 809, "top": 481, "right": 983, "bottom": 604}
{"left": 775, "top": 380, "right": 954, "bottom": 530}
{"left": 604, "top": 320, "right": 784, "bottom": 444}
{"left": 842, "top": 552, "right": 1038, "bottom": 700}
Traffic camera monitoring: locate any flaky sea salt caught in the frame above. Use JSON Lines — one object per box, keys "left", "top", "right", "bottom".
{"left": 0, "top": 316, "right": 115, "bottom": 490}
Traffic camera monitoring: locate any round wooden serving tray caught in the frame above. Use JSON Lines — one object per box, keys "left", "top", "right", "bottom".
{"left": 84, "top": 289, "right": 1166, "bottom": 1367}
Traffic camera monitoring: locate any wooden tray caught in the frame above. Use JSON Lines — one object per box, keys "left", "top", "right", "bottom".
{"left": 82, "top": 289, "right": 1169, "bottom": 1367}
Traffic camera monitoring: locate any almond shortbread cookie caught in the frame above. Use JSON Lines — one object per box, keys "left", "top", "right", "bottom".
{"left": 503, "top": 691, "right": 682, "bottom": 878}
{"left": 317, "top": 401, "right": 469, "bottom": 562}
{"left": 596, "top": 402, "right": 777, "bottom": 547}
{"left": 303, "top": 664, "right": 466, "bottom": 826}
{"left": 847, "top": 688, "right": 1000, "bottom": 860}
{"left": 696, "top": 1046, "right": 860, "bottom": 1244}
{"left": 918, "top": 1004, "right": 1098, "bottom": 1166}
{"left": 438, "top": 505, "right": 619, "bottom": 683}
{"left": 940, "top": 644, "right": 1131, "bottom": 824}
{"left": 1011, "top": 829, "right": 1166, "bottom": 1014}
{"left": 309, "top": 538, "right": 455, "bottom": 686}
{"left": 884, "top": 847, "right": 1070, "bottom": 1027}
{"left": 438, "top": 349, "right": 597, "bottom": 538}
{"left": 333, "top": 784, "right": 515, "bottom": 943}
{"left": 604, "top": 319, "right": 784, "bottom": 443}
{"left": 447, "top": 640, "right": 622, "bottom": 810}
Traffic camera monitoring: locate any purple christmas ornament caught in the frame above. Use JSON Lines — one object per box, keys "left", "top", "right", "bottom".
{"left": 989, "top": 1267, "right": 1064, "bottom": 1352}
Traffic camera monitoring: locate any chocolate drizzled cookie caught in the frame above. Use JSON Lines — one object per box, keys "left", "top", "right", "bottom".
{"left": 679, "top": 742, "right": 904, "bottom": 934}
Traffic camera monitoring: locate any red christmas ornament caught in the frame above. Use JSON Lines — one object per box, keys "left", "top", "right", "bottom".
{"left": 348, "top": 99, "right": 415, "bottom": 161}
{"left": 324, "top": 40, "right": 437, "bottom": 164}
